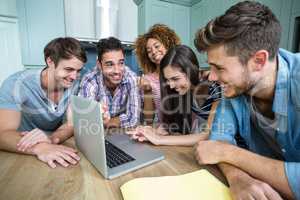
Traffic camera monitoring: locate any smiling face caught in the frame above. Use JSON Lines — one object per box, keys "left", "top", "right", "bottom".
{"left": 98, "top": 50, "right": 125, "bottom": 89}
{"left": 47, "top": 56, "right": 84, "bottom": 89}
{"left": 146, "top": 38, "right": 167, "bottom": 66}
{"left": 207, "top": 45, "right": 253, "bottom": 98}
{"left": 163, "top": 65, "right": 191, "bottom": 95}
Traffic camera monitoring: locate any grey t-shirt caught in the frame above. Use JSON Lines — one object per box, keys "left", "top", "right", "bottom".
{"left": 0, "top": 69, "right": 79, "bottom": 133}
{"left": 249, "top": 98, "right": 284, "bottom": 160}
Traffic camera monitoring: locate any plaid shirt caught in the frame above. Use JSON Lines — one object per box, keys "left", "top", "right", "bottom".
{"left": 78, "top": 66, "right": 141, "bottom": 128}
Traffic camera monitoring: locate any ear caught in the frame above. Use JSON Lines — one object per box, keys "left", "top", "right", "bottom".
{"left": 46, "top": 57, "right": 55, "bottom": 68}
{"left": 251, "top": 50, "right": 269, "bottom": 71}
{"left": 96, "top": 59, "right": 103, "bottom": 71}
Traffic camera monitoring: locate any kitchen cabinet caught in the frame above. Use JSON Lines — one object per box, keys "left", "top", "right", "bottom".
{"left": 64, "top": 0, "right": 95, "bottom": 40}
{"left": 17, "top": 0, "right": 65, "bottom": 67}
{"left": 0, "top": 0, "right": 17, "bottom": 17}
{"left": 64, "top": 0, "right": 138, "bottom": 42}
{"left": 137, "top": 0, "right": 190, "bottom": 45}
{"left": 0, "top": 17, "right": 23, "bottom": 85}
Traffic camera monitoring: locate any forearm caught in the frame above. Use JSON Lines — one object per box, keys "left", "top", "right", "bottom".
{"left": 0, "top": 130, "right": 34, "bottom": 155}
{"left": 223, "top": 144, "right": 293, "bottom": 199}
{"left": 218, "top": 163, "right": 249, "bottom": 185}
{"left": 158, "top": 132, "right": 209, "bottom": 146}
{"left": 50, "top": 123, "right": 74, "bottom": 144}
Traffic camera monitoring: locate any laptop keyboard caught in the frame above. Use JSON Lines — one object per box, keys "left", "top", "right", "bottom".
{"left": 105, "top": 140, "right": 135, "bottom": 168}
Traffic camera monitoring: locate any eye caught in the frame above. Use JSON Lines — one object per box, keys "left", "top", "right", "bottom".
{"left": 65, "top": 68, "right": 74, "bottom": 72}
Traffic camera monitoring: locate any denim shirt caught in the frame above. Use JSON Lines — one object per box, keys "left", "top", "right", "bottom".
{"left": 209, "top": 49, "right": 300, "bottom": 199}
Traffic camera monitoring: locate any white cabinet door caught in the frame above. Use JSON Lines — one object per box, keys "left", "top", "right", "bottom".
{"left": 0, "top": 17, "right": 23, "bottom": 85}
{"left": 0, "top": 0, "right": 17, "bottom": 17}
{"left": 64, "top": 0, "right": 95, "bottom": 39}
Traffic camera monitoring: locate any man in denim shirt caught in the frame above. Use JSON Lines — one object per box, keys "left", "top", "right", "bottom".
{"left": 193, "top": 1, "right": 299, "bottom": 200}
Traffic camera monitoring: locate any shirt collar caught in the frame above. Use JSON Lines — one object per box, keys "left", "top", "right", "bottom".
{"left": 272, "top": 51, "right": 289, "bottom": 116}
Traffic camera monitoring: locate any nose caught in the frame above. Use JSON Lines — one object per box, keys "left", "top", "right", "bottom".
{"left": 151, "top": 47, "right": 158, "bottom": 55}
{"left": 112, "top": 65, "right": 122, "bottom": 74}
{"left": 168, "top": 81, "right": 175, "bottom": 89}
{"left": 208, "top": 70, "right": 218, "bottom": 82}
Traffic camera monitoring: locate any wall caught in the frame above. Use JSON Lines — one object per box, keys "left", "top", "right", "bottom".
{"left": 0, "top": 0, "right": 24, "bottom": 85}
{"left": 118, "top": 0, "right": 138, "bottom": 42}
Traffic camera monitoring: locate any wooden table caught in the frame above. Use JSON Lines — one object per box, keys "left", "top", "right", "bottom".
{"left": 0, "top": 138, "right": 226, "bottom": 200}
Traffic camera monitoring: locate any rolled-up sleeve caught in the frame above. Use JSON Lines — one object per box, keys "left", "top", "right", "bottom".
{"left": 209, "top": 99, "right": 237, "bottom": 145}
{"left": 284, "top": 162, "right": 300, "bottom": 200}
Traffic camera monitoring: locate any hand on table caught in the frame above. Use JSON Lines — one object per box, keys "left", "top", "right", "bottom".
{"left": 17, "top": 128, "right": 59, "bottom": 152}
{"left": 32, "top": 143, "right": 80, "bottom": 168}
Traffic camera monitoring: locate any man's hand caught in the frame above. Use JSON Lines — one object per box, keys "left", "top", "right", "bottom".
{"left": 194, "top": 140, "right": 229, "bottom": 165}
{"left": 31, "top": 143, "right": 80, "bottom": 168}
{"left": 228, "top": 170, "right": 283, "bottom": 200}
{"left": 17, "top": 128, "right": 53, "bottom": 152}
{"left": 101, "top": 102, "right": 111, "bottom": 126}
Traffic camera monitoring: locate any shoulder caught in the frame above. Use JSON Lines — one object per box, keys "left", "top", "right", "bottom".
{"left": 1, "top": 69, "right": 40, "bottom": 91}
{"left": 80, "top": 67, "right": 100, "bottom": 86}
{"left": 280, "top": 50, "right": 300, "bottom": 107}
{"left": 123, "top": 66, "right": 138, "bottom": 84}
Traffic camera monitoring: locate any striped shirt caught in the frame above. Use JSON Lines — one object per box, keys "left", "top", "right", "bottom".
{"left": 78, "top": 66, "right": 141, "bottom": 128}
{"left": 192, "top": 81, "right": 222, "bottom": 119}
{"left": 143, "top": 73, "right": 161, "bottom": 123}
{"left": 190, "top": 81, "right": 222, "bottom": 133}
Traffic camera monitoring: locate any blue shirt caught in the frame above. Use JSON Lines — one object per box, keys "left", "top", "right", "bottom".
{"left": 209, "top": 49, "right": 300, "bottom": 199}
{"left": 0, "top": 69, "right": 79, "bottom": 132}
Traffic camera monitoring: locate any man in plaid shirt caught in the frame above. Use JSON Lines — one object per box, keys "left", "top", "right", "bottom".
{"left": 79, "top": 37, "right": 141, "bottom": 128}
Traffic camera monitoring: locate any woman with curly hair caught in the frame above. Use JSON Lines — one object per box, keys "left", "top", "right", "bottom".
{"left": 135, "top": 24, "right": 180, "bottom": 125}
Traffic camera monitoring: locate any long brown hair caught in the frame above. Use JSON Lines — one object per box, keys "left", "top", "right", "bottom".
{"left": 160, "top": 45, "right": 200, "bottom": 134}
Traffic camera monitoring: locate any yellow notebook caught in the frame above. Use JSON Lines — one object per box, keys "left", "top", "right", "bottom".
{"left": 120, "top": 169, "right": 232, "bottom": 200}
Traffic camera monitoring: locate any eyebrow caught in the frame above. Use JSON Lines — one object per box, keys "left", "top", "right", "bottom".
{"left": 104, "top": 59, "right": 125, "bottom": 64}
{"left": 166, "top": 75, "right": 180, "bottom": 80}
{"left": 208, "top": 62, "right": 223, "bottom": 69}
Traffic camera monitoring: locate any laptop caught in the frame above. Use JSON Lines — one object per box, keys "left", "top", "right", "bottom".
{"left": 71, "top": 95, "right": 164, "bottom": 179}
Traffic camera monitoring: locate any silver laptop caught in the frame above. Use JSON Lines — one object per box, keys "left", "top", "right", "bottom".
{"left": 71, "top": 95, "right": 164, "bottom": 179}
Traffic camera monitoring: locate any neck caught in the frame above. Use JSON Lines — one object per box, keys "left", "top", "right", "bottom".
{"left": 247, "top": 58, "right": 278, "bottom": 103}
{"left": 104, "top": 79, "right": 118, "bottom": 93}
{"left": 41, "top": 68, "right": 62, "bottom": 93}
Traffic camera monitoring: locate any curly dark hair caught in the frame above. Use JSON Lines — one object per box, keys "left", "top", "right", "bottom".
{"left": 135, "top": 24, "right": 181, "bottom": 73}
{"left": 194, "top": 1, "right": 281, "bottom": 65}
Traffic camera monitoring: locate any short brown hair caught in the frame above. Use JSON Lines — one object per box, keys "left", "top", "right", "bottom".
{"left": 135, "top": 24, "right": 181, "bottom": 73}
{"left": 194, "top": 1, "right": 281, "bottom": 65}
{"left": 44, "top": 37, "right": 87, "bottom": 67}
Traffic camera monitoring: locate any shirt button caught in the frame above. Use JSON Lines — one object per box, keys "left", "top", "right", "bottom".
{"left": 281, "top": 148, "right": 286, "bottom": 153}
